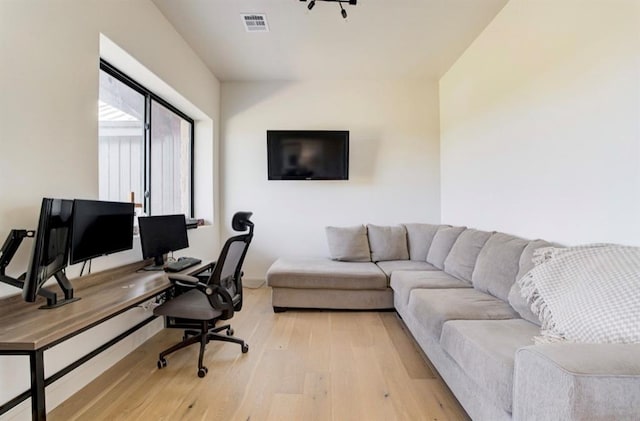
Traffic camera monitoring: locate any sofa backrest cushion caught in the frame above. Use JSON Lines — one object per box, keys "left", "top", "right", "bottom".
{"left": 444, "top": 229, "right": 494, "bottom": 281}
{"left": 508, "top": 239, "right": 553, "bottom": 325}
{"left": 471, "top": 232, "right": 528, "bottom": 301}
{"left": 402, "top": 223, "right": 441, "bottom": 261}
{"left": 426, "top": 226, "right": 466, "bottom": 269}
{"left": 367, "top": 224, "right": 409, "bottom": 262}
{"left": 325, "top": 225, "right": 371, "bottom": 262}
{"left": 516, "top": 239, "right": 554, "bottom": 280}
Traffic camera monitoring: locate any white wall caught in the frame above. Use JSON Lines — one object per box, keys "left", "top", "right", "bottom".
{"left": 440, "top": 0, "right": 640, "bottom": 246}
{"left": 221, "top": 80, "right": 441, "bottom": 280}
{"left": 0, "top": 1, "right": 220, "bottom": 418}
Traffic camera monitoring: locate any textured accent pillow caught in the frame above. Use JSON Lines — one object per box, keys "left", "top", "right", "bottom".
{"left": 471, "top": 233, "right": 528, "bottom": 302}
{"left": 443, "top": 229, "right": 494, "bottom": 281}
{"left": 426, "top": 226, "right": 466, "bottom": 270}
{"left": 519, "top": 244, "right": 640, "bottom": 344}
{"left": 325, "top": 225, "right": 371, "bottom": 262}
{"left": 367, "top": 224, "right": 409, "bottom": 262}
{"left": 508, "top": 239, "right": 554, "bottom": 325}
{"left": 402, "top": 223, "right": 441, "bottom": 261}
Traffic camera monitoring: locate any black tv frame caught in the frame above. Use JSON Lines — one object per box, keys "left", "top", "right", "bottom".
{"left": 267, "top": 130, "right": 349, "bottom": 180}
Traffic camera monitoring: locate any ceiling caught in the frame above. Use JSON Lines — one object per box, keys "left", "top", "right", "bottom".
{"left": 152, "top": 0, "right": 508, "bottom": 82}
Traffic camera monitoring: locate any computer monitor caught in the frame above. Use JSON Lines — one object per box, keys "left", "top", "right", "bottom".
{"left": 70, "top": 199, "right": 135, "bottom": 264}
{"left": 22, "top": 197, "right": 79, "bottom": 308}
{"left": 138, "top": 214, "right": 189, "bottom": 270}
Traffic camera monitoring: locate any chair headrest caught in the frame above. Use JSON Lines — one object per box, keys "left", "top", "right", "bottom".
{"left": 232, "top": 211, "right": 253, "bottom": 232}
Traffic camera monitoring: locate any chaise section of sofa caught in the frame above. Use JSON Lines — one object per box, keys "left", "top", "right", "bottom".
{"left": 266, "top": 257, "right": 393, "bottom": 311}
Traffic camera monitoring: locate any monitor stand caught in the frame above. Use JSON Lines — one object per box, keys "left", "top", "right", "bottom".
{"left": 143, "top": 255, "right": 165, "bottom": 271}
{"left": 1, "top": 229, "right": 80, "bottom": 309}
{"left": 37, "top": 271, "right": 81, "bottom": 309}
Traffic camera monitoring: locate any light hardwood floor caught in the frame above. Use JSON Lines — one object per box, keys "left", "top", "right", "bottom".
{"left": 50, "top": 287, "right": 469, "bottom": 421}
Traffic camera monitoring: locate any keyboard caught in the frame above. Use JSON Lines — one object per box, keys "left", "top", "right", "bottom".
{"left": 165, "top": 257, "right": 202, "bottom": 272}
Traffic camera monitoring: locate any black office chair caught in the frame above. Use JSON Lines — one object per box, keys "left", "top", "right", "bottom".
{"left": 154, "top": 211, "right": 254, "bottom": 378}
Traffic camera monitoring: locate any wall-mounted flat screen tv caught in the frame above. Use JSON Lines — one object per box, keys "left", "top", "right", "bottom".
{"left": 267, "top": 130, "right": 349, "bottom": 180}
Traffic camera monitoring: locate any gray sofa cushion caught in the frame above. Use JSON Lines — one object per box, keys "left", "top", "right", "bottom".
{"left": 376, "top": 260, "right": 438, "bottom": 278}
{"left": 471, "top": 233, "right": 528, "bottom": 301}
{"left": 444, "top": 229, "right": 494, "bottom": 281}
{"left": 367, "top": 224, "right": 409, "bottom": 262}
{"left": 440, "top": 319, "right": 540, "bottom": 413}
{"left": 508, "top": 239, "right": 553, "bottom": 325}
{"left": 325, "top": 225, "right": 371, "bottom": 262}
{"left": 407, "top": 288, "right": 519, "bottom": 340}
{"left": 516, "top": 239, "right": 553, "bottom": 280}
{"left": 426, "top": 226, "right": 466, "bottom": 269}
{"left": 266, "top": 257, "right": 387, "bottom": 290}
{"left": 390, "top": 270, "right": 471, "bottom": 307}
{"left": 402, "top": 223, "right": 441, "bottom": 261}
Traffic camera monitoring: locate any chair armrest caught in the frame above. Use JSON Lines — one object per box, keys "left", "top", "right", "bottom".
{"left": 513, "top": 344, "right": 640, "bottom": 421}
{"left": 167, "top": 274, "right": 203, "bottom": 288}
{"left": 205, "top": 284, "right": 234, "bottom": 315}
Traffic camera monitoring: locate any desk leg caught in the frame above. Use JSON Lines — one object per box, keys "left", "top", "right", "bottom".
{"left": 29, "top": 350, "right": 46, "bottom": 421}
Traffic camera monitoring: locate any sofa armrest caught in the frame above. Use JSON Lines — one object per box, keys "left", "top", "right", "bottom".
{"left": 513, "top": 344, "right": 640, "bottom": 421}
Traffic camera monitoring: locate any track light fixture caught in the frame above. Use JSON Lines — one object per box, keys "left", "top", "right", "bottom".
{"left": 300, "top": 0, "right": 357, "bottom": 19}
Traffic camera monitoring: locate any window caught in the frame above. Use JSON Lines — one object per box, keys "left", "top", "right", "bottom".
{"left": 98, "top": 60, "right": 194, "bottom": 216}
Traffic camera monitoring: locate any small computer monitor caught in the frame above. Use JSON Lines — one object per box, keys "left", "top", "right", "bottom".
{"left": 23, "top": 198, "right": 76, "bottom": 307}
{"left": 138, "top": 214, "right": 189, "bottom": 269}
{"left": 70, "top": 199, "right": 135, "bottom": 264}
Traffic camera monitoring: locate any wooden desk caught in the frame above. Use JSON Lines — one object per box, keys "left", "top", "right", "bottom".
{"left": 0, "top": 260, "right": 209, "bottom": 420}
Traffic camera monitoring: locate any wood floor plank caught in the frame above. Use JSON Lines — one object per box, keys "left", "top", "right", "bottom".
{"left": 266, "top": 393, "right": 303, "bottom": 421}
{"left": 302, "top": 371, "right": 332, "bottom": 421}
{"left": 380, "top": 311, "right": 435, "bottom": 380}
{"left": 49, "top": 287, "right": 469, "bottom": 421}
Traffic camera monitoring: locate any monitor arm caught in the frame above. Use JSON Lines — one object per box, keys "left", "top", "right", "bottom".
{"left": 0, "top": 229, "right": 79, "bottom": 309}
{"left": 0, "top": 229, "right": 34, "bottom": 290}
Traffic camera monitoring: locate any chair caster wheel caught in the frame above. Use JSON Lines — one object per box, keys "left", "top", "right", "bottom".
{"left": 198, "top": 367, "right": 208, "bottom": 378}
{"left": 242, "top": 343, "right": 249, "bottom": 353}
{"left": 157, "top": 358, "right": 167, "bottom": 369}
{"left": 227, "top": 328, "right": 234, "bottom": 336}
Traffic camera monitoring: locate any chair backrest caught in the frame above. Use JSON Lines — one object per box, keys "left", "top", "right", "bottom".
{"left": 206, "top": 212, "right": 254, "bottom": 317}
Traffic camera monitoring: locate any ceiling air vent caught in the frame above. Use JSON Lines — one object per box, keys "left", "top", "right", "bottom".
{"left": 241, "top": 14, "right": 269, "bottom": 32}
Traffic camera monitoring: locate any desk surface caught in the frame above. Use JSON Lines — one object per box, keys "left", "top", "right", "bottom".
{"left": 0, "top": 261, "right": 208, "bottom": 352}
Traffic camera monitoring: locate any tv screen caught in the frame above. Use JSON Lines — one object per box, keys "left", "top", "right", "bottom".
{"left": 138, "top": 214, "right": 189, "bottom": 268}
{"left": 70, "top": 200, "right": 135, "bottom": 264}
{"left": 267, "top": 130, "right": 349, "bottom": 180}
{"left": 23, "top": 198, "right": 74, "bottom": 303}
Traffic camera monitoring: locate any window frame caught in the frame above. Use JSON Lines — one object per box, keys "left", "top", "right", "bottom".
{"left": 99, "top": 59, "right": 195, "bottom": 217}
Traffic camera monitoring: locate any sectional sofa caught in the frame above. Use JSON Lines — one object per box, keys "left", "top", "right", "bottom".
{"left": 266, "top": 223, "right": 640, "bottom": 421}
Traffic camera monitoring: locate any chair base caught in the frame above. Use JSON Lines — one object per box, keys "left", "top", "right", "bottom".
{"left": 157, "top": 320, "right": 248, "bottom": 377}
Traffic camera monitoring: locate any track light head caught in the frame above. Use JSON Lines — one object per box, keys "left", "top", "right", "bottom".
{"left": 303, "top": 0, "right": 355, "bottom": 20}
